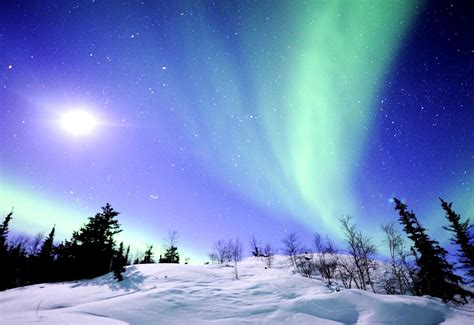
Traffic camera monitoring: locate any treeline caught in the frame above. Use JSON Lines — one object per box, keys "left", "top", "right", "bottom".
{"left": 1, "top": 198, "right": 473, "bottom": 305}
{"left": 233, "top": 197, "right": 472, "bottom": 304}
{"left": 209, "top": 198, "right": 474, "bottom": 303}
{"left": 0, "top": 203, "right": 180, "bottom": 291}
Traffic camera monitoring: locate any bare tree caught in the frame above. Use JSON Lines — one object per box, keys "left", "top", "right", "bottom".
{"left": 296, "top": 247, "right": 317, "bottom": 278}
{"left": 227, "top": 238, "right": 243, "bottom": 279}
{"left": 164, "top": 230, "right": 179, "bottom": 248}
{"left": 30, "top": 232, "right": 45, "bottom": 256}
{"left": 213, "top": 239, "right": 228, "bottom": 264}
{"left": 249, "top": 235, "right": 261, "bottom": 257}
{"left": 282, "top": 232, "right": 302, "bottom": 273}
{"left": 337, "top": 255, "right": 358, "bottom": 289}
{"left": 314, "top": 233, "right": 324, "bottom": 253}
{"left": 262, "top": 243, "right": 275, "bottom": 268}
{"left": 8, "top": 232, "right": 43, "bottom": 256}
{"left": 381, "top": 223, "right": 415, "bottom": 294}
{"left": 314, "top": 233, "right": 339, "bottom": 285}
{"left": 208, "top": 252, "right": 218, "bottom": 264}
{"left": 340, "top": 216, "right": 377, "bottom": 292}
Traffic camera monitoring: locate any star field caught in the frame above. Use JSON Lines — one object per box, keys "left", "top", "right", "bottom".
{"left": 0, "top": 1, "right": 473, "bottom": 260}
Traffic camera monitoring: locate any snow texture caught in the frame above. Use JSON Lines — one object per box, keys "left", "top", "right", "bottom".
{"left": 1, "top": 257, "right": 473, "bottom": 324}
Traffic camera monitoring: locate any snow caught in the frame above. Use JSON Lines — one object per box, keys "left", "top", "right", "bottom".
{"left": 1, "top": 257, "right": 473, "bottom": 324}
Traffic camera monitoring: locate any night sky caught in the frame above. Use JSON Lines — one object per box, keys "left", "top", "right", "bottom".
{"left": 1, "top": 1, "right": 473, "bottom": 261}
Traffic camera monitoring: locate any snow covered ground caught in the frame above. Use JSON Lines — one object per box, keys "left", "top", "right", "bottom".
{"left": 1, "top": 257, "right": 473, "bottom": 324}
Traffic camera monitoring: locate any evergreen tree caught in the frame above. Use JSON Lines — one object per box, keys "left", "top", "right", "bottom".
{"left": 112, "top": 242, "right": 127, "bottom": 282}
{"left": 159, "top": 230, "right": 180, "bottom": 263}
{"left": 141, "top": 245, "right": 155, "bottom": 263}
{"left": 62, "top": 203, "right": 122, "bottom": 279}
{"left": 35, "top": 226, "right": 56, "bottom": 283}
{"left": 440, "top": 198, "right": 474, "bottom": 284}
{"left": 54, "top": 239, "right": 77, "bottom": 281}
{"left": 125, "top": 245, "right": 131, "bottom": 266}
{"left": 160, "top": 245, "right": 180, "bottom": 263}
{"left": 0, "top": 209, "right": 13, "bottom": 258}
{"left": 6, "top": 242, "right": 29, "bottom": 289}
{"left": 0, "top": 210, "right": 14, "bottom": 290}
{"left": 394, "top": 198, "right": 470, "bottom": 303}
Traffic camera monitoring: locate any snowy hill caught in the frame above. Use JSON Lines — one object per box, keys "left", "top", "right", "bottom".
{"left": 1, "top": 257, "right": 473, "bottom": 324}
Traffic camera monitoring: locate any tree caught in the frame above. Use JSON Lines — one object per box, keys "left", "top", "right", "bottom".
{"left": 159, "top": 230, "right": 180, "bottom": 263}
{"left": 262, "top": 243, "right": 275, "bottom": 268}
{"left": 0, "top": 209, "right": 13, "bottom": 256}
{"left": 0, "top": 210, "right": 16, "bottom": 290}
{"left": 112, "top": 242, "right": 127, "bottom": 282}
{"left": 296, "top": 248, "right": 317, "bottom": 278}
{"left": 35, "top": 226, "right": 56, "bottom": 283}
{"left": 141, "top": 245, "right": 155, "bottom": 263}
{"left": 160, "top": 246, "right": 180, "bottom": 263}
{"left": 1, "top": 229, "right": 35, "bottom": 289}
{"left": 381, "top": 223, "right": 415, "bottom": 295}
{"left": 394, "top": 198, "right": 470, "bottom": 303}
{"left": 212, "top": 239, "right": 228, "bottom": 265}
{"left": 227, "top": 238, "right": 243, "bottom": 279}
{"left": 249, "top": 235, "right": 261, "bottom": 257}
{"left": 314, "top": 233, "right": 339, "bottom": 285}
{"left": 282, "top": 232, "right": 301, "bottom": 273}
{"left": 28, "top": 232, "right": 44, "bottom": 257}
{"left": 440, "top": 198, "right": 474, "bottom": 284}
{"left": 61, "top": 203, "right": 122, "bottom": 280}
{"left": 339, "top": 216, "right": 377, "bottom": 292}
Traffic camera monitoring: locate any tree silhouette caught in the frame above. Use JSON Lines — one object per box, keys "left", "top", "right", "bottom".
{"left": 440, "top": 198, "right": 474, "bottom": 284}
{"left": 112, "top": 242, "right": 127, "bottom": 282}
{"left": 63, "top": 203, "right": 122, "bottom": 279}
{"left": 0, "top": 209, "right": 13, "bottom": 258}
{"left": 34, "top": 226, "right": 56, "bottom": 283}
{"left": 394, "top": 198, "right": 469, "bottom": 303}
{"left": 141, "top": 245, "right": 155, "bottom": 263}
{"left": 160, "top": 246, "right": 180, "bottom": 263}
{"left": 0, "top": 210, "right": 14, "bottom": 290}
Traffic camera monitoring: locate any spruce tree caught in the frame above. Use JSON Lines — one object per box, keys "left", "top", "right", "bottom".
{"left": 112, "top": 242, "right": 126, "bottom": 282}
{"left": 0, "top": 209, "right": 13, "bottom": 256}
{"left": 36, "top": 226, "right": 56, "bottom": 283}
{"left": 141, "top": 245, "right": 155, "bottom": 263}
{"left": 440, "top": 198, "right": 474, "bottom": 284}
{"left": 394, "top": 198, "right": 470, "bottom": 303}
{"left": 54, "top": 239, "right": 76, "bottom": 281}
{"left": 125, "top": 245, "right": 130, "bottom": 266}
{"left": 0, "top": 210, "right": 13, "bottom": 290}
{"left": 160, "top": 245, "right": 180, "bottom": 263}
{"left": 67, "top": 203, "right": 122, "bottom": 279}
{"left": 7, "top": 242, "right": 29, "bottom": 289}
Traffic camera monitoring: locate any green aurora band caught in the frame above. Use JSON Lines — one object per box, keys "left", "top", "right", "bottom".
{"left": 175, "top": 1, "right": 421, "bottom": 235}
{"left": 284, "top": 2, "right": 419, "bottom": 229}
{"left": 1, "top": 1, "right": 430, "bottom": 259}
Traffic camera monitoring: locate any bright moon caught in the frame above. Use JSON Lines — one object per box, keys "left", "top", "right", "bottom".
{"left": 60, "top": 109, "right": 98, "bottom": 136}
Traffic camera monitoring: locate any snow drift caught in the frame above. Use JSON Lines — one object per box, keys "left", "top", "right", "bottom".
{"left": 0, "top": 257, "right": 472, "bottom": 324}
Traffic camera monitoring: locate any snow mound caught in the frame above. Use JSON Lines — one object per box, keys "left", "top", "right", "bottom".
{"left": 0, "top": 257, "right": 472, "bottom": 324}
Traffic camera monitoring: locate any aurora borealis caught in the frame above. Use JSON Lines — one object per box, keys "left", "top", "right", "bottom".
{"left": 1, "top": 1, "right": 473, "bottom": 261}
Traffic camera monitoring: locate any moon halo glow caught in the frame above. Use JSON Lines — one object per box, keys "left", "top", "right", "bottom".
{"left": 60, "top": 109, "right": 98, "bottom": 136}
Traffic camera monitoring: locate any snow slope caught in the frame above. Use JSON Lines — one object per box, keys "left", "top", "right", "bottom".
{"left": 1, "top": 257, "right": 473, "bottom": 324}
